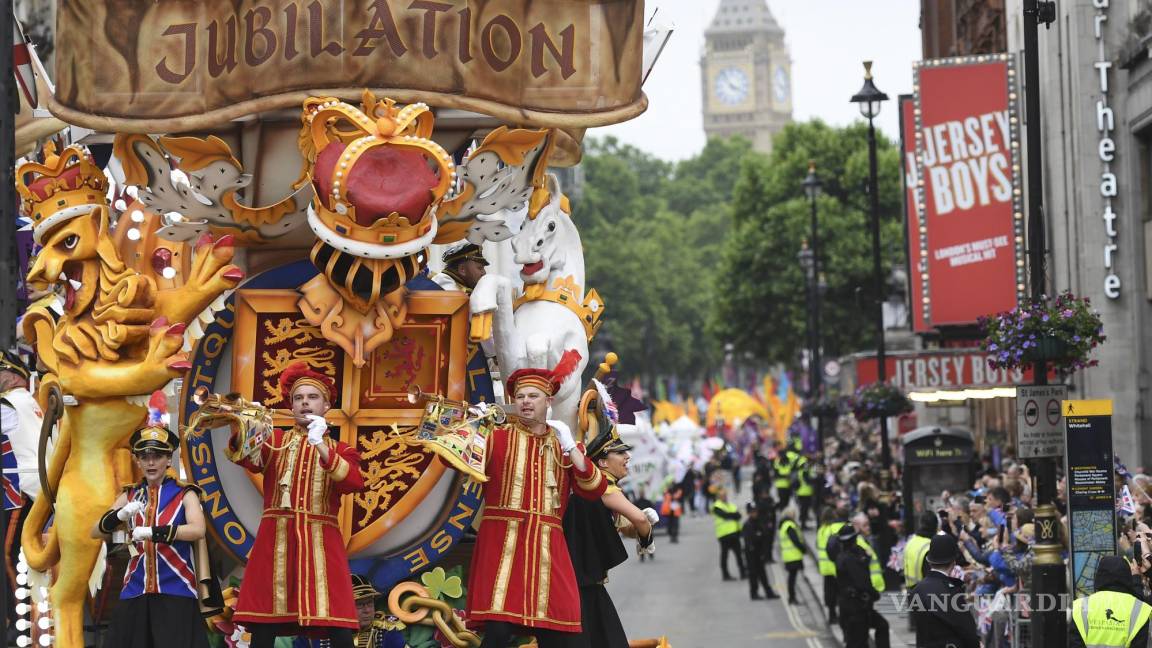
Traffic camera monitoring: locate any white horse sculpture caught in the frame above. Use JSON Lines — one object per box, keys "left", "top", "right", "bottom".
{"left": 469, "top": 174, "right": 603, "bottom": 427}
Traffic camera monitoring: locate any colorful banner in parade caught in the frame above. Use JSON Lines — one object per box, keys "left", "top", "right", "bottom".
{"left": 51, "top": 0, "right": 645, "bottom": 141}
{"left": 899, "top": 94, "right": 930, "bottom": 333}
{"left": 913, "top": 56, "right": 1024, "bottom": 326}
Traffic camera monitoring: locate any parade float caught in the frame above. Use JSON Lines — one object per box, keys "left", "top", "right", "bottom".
{"left": 10, "top": 1, "right": 671, "bottom": 646}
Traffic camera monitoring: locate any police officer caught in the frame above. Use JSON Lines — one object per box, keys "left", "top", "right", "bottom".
{"left": 795, "top": 455, "right": 814, "bottom": 529}
{"left": 908, "top": 534, "right": 978, "bottom": 648}
{"left": 778, "top": 506, "right": 809, "bottom": 605}
{"left": 711, "top": 488, "right": 745, "bottom": 581}
{"left": 816, "top": 508, "right": 846, "bottom": 624}
{"left": 772, "top": 441, "right": 797, "bottom": 511}
{"left": 741, "top": 503, "right": 780, "bottom": 600}
{"left": 834, "top": 526, "right": 889, "bottom": 648}
{"left": 1070, "top": 555, "right": 1151, "bottom": 648}
{"left": 904, "top": 512, "right": 938, "bottom": 590}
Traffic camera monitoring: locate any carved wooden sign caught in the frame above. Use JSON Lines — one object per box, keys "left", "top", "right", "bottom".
{"left": 51, "top": 0, "right": 646, "bottom": 133}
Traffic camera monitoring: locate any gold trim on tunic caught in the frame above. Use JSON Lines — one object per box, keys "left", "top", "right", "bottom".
{"left": 536, "top": 523, "right": 552, "bottom": 618}
{"left": 273, "top": 516, "right": 289, "bottom": 615}
{"left": 491, "top": 520, "right": 520, "bottom": 612}
{"left": 507, "top": 427, "right": 529, "bottom": 509}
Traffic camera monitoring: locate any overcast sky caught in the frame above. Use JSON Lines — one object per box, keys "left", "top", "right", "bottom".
{"left": 592, "top": 1, "right": 923, "bottom": 161}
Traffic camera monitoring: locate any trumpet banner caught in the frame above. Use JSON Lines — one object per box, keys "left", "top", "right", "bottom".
{"left": 52, "top": 0, "right": 646, "bottom": 138}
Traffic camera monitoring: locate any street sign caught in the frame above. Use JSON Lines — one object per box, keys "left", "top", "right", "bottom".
{"left": 1063, "top": 398, "right": 1116, "bottom": 598}
{"left": 1017, "top": 385, "right": 1068, "bottom": 458}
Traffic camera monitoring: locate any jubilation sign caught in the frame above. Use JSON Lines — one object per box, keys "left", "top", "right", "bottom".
{"left": 913, "top": 56, "right": 1024, "bottom": 326}
{"left": 52, "top": 0, "right": 646, "bottom": 133}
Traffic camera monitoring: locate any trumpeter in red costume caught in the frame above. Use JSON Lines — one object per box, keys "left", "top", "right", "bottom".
{"left": 230, "top": 362, "right": 365, "bottom": 648}
{"left": 464, "top": 351, "right": 608, "bottom": 648}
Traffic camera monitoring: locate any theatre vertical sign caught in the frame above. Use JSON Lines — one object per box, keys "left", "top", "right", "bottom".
{"left": 913, "top": 56, "right": 1025, "bottom": 326}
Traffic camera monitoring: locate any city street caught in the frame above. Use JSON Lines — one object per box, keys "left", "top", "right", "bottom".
{"left": 608, "top": 494, "right": 837, "bottom": 648}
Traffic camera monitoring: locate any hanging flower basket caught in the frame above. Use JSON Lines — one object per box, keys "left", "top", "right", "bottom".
{"left": 978, "top": 291, "right": 1105, "bottom": 372}
{"left": 851, "top": 382, "right": 913, "bottom": 422}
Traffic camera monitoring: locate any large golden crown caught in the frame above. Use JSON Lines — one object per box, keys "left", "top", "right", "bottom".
{"left": 300, "top": 91, "right": 456, "bottom": 259}
{"left": 16, "top": 142, "right": 108, "bottom": 244}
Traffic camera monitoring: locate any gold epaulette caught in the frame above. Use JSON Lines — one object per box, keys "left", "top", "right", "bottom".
{"left": 513, "top": 275, "right": 604, "bottom": 341}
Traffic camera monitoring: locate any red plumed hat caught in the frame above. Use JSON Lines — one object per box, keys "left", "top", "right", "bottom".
{"left": 278, "top": 362, "right": 337, "bottom": 403}
{"left": 506, "top": 350, "right": 582, "bottom": 397}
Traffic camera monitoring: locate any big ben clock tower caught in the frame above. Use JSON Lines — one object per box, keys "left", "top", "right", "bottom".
{"left": 701, "top": 0, "right": 793, "bottom": 154}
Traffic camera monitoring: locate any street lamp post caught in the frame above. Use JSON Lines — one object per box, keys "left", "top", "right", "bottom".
{"left": 850, "top": 61, "right": 892, "bottom": 472}
{"left": 797, "top": 240, "right": 815, "bottom": 395}
{"left": 802, "top": 163, "right": 823, "bottom": 403}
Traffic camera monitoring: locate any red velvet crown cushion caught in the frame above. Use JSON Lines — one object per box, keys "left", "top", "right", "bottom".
{"left": 313, "top": 142, "right": 440, "bottom": 226}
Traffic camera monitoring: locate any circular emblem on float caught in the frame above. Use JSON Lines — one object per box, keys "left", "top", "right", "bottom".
{"left": 180, "top": 260, "right": 486, "bottom": 589}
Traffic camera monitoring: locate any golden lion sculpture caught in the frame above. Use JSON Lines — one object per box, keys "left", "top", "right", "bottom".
{"left": 16, "top": 143, "right": 243, "bottom": 648}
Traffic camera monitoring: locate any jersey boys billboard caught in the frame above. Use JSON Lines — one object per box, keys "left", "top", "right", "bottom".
{"left": 913, "top": 56, "right": 1025, "bottom": 326}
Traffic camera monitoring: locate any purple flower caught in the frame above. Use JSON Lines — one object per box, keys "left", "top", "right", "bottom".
{"left": 1062, "top": 309, "right": 1074, "bottom": 318}
{"left": 989, "top": 343, "right": 998, "bottom": 351}
{"left": 1041, "top": 314, "right": 1050, "bottom": 322}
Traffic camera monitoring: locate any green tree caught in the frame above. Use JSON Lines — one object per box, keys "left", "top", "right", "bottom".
{"left": 711, "top": 120, "right": 904, "bottom": 367}
{"left": 574, "top": 136, "right": 761, "bottom": 383}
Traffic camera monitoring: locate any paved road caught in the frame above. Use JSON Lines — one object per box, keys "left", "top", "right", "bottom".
{"left": 607, "top": 495, "right": 837, "bottom": 648}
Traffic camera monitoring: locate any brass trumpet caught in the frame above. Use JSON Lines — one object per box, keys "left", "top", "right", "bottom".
{"left": 187, "top": 386, "right": 274, "bottom": 462}
{"left": 408, "top": 386, "right": 505, "bottom": 482}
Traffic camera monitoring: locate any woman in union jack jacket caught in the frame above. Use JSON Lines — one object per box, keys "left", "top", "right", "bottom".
{"left": 92, "top": 424, "right": 213, "bottom": 648}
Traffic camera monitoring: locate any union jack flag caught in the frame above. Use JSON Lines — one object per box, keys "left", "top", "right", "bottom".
{"left": 1, "top": 436, "right": 21, "bottom": 510}
{"left": 121, "top": 480, "right": 198, "bottom": 599}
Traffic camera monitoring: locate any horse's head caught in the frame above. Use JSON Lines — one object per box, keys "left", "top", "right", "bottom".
{"left": 512, "top": 175, "right": 577, "bottom": 285}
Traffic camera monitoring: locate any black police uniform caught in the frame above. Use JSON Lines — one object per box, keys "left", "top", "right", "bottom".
{"left": 740, "top": 508, "right": 779, "bottom": 600}
{"left": 909, "top": 569, "right": 979, "bottom": 648}
{"left": 834, "top": 537, "right": 889, "bottom": 648}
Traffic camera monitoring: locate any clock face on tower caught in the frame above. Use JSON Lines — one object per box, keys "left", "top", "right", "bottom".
{"left": 714, "top": 67, "right": 750, "bottom": 105}
{"left": 774, "top": 66, "right": 789, "bottom": 103}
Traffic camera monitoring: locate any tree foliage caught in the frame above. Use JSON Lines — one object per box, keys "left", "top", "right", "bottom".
{"left": 710, "top": 120, "right": 904, "bottom": 366}
{"left": 571, "top": 120, "right": 904, "bottom": 384}
{"left": 574, "top": 136, "right": 757, "bottom": 383}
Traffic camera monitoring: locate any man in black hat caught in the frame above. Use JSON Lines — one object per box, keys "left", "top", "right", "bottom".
{"left": 294, "top": 575, "right": 404, "bottom": 648}
{"left": 741, "top": 502, "right": 780, "bottom": 600}
{"left": 563, "top": 423, "right": 656, "bottom": 648}
{"left": 433, "top": 242, "right": 489, "bottom": 292}
{"left": 834, "top": 525, "right": 889, "bottom": 648}
{"left": 908, "top": 534, "right": 979, "bottom": 648}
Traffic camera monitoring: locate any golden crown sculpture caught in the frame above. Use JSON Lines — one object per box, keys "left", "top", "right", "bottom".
{"left": 16, "top": 141, "right": 108, "bottom": 244}
{"left": 300, "top": 91, "right": 456, "bottom": 258}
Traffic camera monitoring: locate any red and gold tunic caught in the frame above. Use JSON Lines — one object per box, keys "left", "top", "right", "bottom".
{"left": 231, "top": 427, "right": 365, "bottom": 631}
{"left": 466, "top": 421, "right": 607, "bottom": 632}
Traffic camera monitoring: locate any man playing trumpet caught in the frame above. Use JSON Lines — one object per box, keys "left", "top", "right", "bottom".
{"left": 461, "top": 350, "right": 608, "bottom": 648}
{"left": 228, "top": 362, "right": 365, "bottom": 648}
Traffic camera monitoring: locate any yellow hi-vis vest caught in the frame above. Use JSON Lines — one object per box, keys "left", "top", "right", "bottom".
{"left": 817, "top": 522, "right": 844, "bottom": 576}
{"left": 796, "top": 460, "right": 814, "bottom": 497}
{"left": 903, "top": 535, "right": 932, "bottom": 588}
{"left": 774, "top": 452, "right": 795, "bottom": 489}
{"left": 780, "top": 519, "right": 803, "bottom": 563}
{"left": 857, "top": 536, "right": 885, "bottom": 593}
{"left": 712, "top": 501, "right": 740, "bottom": 538}
{"left": 1072, "top": 590, "right": 1152, "bottom": 647}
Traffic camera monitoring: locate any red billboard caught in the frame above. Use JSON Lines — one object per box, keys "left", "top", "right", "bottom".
{"left": 900, "top": 95, "right": 930, "bottom": 333}
{"left": 914, "top": 56, "right": 1024, "bottom": 326}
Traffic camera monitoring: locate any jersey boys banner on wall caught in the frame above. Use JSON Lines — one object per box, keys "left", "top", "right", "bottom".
{"left": 913, "top": 56, "right": 1025, "bottom": 326}
{"left": 899, "top": 95, "right": 930, "bottom": 333}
